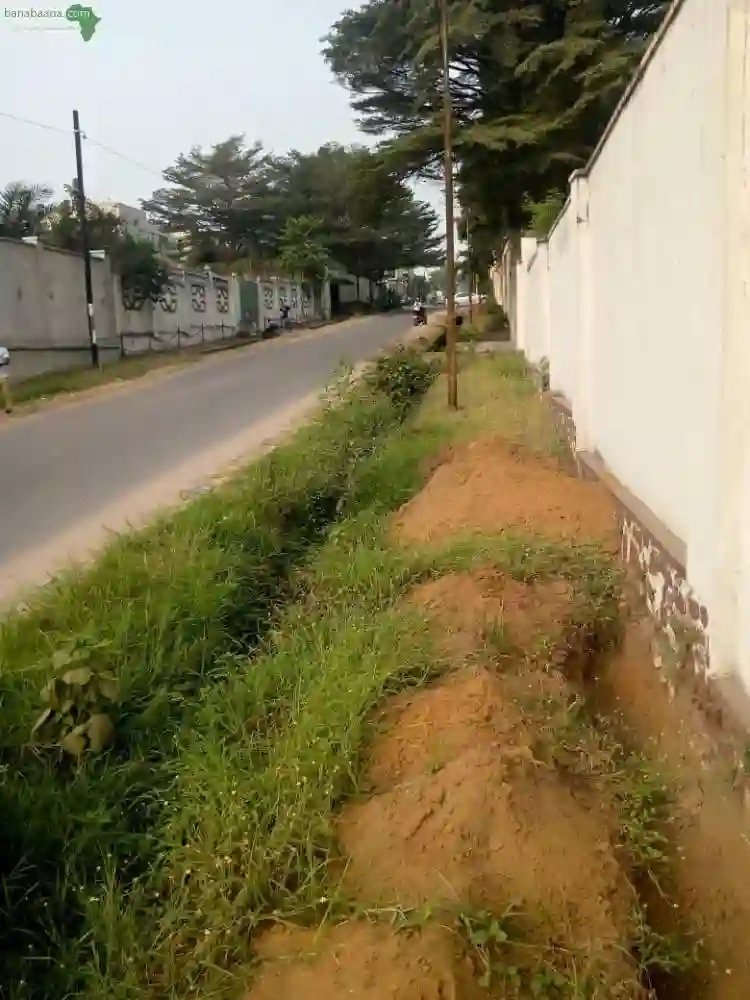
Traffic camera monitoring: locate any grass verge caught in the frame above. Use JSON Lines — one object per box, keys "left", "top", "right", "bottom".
{"left": 1, "top": 351, "right": 694, "bottom": 1000}
{"left": 0, "top": 348, "right": 436, "bottom": 999}
{"left": 6, "top": 345, "right": 232, "bottom": 408}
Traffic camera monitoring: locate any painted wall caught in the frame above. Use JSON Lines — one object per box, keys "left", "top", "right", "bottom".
{"left": 116, "top": 267, "right": 241, "bottom": 353}
{"left": 502, "top": 0, "right": 750, "bottom": 695}
{"left": 0, "top": 240, "right": 245, "bottom": 374}
{"left": 546, "top": 205, "right": 579, "bottom": 404}
{"left": 0, "top": 238, "right": 119, "bottom": 378}
{"left": 257, "top": 277, "right": 316, "bottom": 331}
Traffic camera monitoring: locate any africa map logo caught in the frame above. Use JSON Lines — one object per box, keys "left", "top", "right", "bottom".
{"left": 65, "top": 4, "right": 100, "bottom": 40}
{"left": 3, "top": 6, "right": 101, "bottom": 41}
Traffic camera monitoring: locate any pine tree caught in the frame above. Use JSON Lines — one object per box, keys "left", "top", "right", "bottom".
{"left": 324, "top": 0, "right": 670, "bottom": 259}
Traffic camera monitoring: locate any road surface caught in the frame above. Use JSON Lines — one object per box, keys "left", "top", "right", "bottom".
{"left": 0, "top": 312, "right": 413, "bottom": 599}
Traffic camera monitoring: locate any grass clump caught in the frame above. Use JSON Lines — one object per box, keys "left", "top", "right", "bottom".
{"left": 0, "top": 352, "right": 439, "bottom": 1000}
{"left": 366, "top": 345, "right": 438, "bottom": 415}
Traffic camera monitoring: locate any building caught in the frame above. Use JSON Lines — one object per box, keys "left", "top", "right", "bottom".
{"left": 97, "top": 202, "right": 184, "bottom": 257}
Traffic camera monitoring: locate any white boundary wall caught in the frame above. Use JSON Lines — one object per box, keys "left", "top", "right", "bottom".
{"left": 504, "top": 0, "right": 750, "bottom": 695}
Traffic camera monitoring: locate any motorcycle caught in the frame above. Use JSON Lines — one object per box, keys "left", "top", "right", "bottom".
{"left": 412, "top": 306, "right": 427, "bottom": 326}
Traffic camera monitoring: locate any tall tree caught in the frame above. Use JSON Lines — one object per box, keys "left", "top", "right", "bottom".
{"left": 277, "top": 215, "right": 331, "bottom": 313}
{"left": 145, "top": 137, "right": 442, "bottom": 280}
{"left": 142, "top": 136, "right": 277, "bottom": 266}
{"left": 324, "top": 0, "right": 669, "bottom": 259}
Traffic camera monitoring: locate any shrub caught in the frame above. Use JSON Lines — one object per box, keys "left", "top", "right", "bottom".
{"left": 366, "top": 346, "right": 437, "bottom": 414}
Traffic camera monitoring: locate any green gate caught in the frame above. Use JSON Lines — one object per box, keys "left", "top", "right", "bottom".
{"left": 239, "top": 279, "right": 260, "bottom": 331}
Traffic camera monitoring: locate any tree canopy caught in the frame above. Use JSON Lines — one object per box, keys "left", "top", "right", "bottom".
{"left": 142, "top": 136, "right": 279, "bottom": 266}
{"left": 0, "top": 182, "right": 53, "bottom": 240}
{"left": 143, "top": 138, "right": 443, "bottom": 282}
{"left": 323, "top": 0, "right": 669, "bottom": 265}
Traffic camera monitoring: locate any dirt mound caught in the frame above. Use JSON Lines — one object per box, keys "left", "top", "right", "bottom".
{"left": 393, "top": 436, "right": 618, "bottom": 549}
{"left": 409, "top": 569, "right": 574, "bottom": 661}
{"left": 594, "top": 622, "right": 750, "bottom": 1000}
{"left": 246, "top": 921, "right": 487, "bottom": 1000}
{"left": 366, "top": 667, "right": 527, "bottom": 791}
{"left": 338, "top": 664, "right": 631, "bottom": 963}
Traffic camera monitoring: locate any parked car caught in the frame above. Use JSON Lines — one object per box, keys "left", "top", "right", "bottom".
{"left": 454, "top": 293, "right": 486, "bottom": 308}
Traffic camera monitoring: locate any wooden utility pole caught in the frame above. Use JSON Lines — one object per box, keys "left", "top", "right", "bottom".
{"left": 440, "top": 0, "right": 458, "bottom": 409}
{"left": 466, "top": 215, "right": 474, "bottom": 325}
{"left": 72, "top": 109, "right": 100, "bottom": 369}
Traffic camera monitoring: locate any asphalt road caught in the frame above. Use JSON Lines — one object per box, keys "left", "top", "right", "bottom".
{"left": 0, "top": 312, "right": 412, "bottom": 574}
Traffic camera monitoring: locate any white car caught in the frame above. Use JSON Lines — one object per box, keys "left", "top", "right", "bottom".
{"left": 454, "top": 293, "right": 486, "bottom": 307}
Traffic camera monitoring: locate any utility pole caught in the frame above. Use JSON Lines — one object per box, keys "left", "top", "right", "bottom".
{"left": 439, "top": 0, "right": 458, "bottom": 409}
{"left": 465, "top": 215, "right": 474, "bottom": 326}
{"left": 72, "top": 109, "right": 100, "bottom": 368}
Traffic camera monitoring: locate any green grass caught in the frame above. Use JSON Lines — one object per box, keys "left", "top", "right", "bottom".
{"left": 0, "top": 349, "right": 438, "bottom": 999}
{"left": 7, "top": 350, "right": 214, "bottom": 407}
{"left": 75, "top": 534, "right": 629, "bottom": 999}
{"left": 0, "top": 351, "right": 692, "bottom": 1000}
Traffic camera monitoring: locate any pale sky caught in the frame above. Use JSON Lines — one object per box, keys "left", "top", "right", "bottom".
{"left": 0, "top": 0, "right": 443, "bottom": 222}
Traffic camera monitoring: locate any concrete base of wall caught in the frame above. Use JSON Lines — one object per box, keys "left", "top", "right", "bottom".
{"left": 7, "top": 346, "right": 122, "bottom": 381}
{"left": 544, "top": 389, "right": 750, "bottom": 756}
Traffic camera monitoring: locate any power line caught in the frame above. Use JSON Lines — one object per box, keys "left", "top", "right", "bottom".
{"left": 0, "top": 108, "right": 165, "bottom": 180}
{"left": 0, "top": 109, "right": 69, "bottom": 137}
{"left": 82, "top": 138, "right": 164, "bottom": 180}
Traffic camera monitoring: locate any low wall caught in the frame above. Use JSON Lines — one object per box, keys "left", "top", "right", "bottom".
{"left": 0, "top": 239, "right": 119, "bottom": 358}
{"left": 257, "top": 277, "right": 314, "bottom": 330}
{"left": 5, "top": 346, "right": 122, "bottom": 381}
{"left": 116, "top": 268, "right": 241, "bottom": 355}
{"left": 0, "top": 243, "right": 368, "bottom": 378}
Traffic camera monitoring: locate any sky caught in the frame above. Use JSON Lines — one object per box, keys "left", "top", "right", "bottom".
{"left": 0, "top": 0, "right": 444, "bottom": 224}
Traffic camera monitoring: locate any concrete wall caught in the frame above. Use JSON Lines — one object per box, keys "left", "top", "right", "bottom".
{"left": 257, "top": 277, "right": 316, "bottom": 330}
{"left": 503, "top": 0, "right": 750, "bottom": 701}
{"left": 253, "top": 271, "right": 371, "bottom": 329}
{"left": 0, "top": 238, "right": 118, "bottom": 378}
{"left": 0, "top": 240, "right": 248, "bottom": 374}
{"left": 339, "top": 275, "right": 375, "bottom": 305}
{"left": 117, "top": 267, "right": 241, "bottom": 353}
{"left": 0, "top": 239, "right": 371, "bottom": 377}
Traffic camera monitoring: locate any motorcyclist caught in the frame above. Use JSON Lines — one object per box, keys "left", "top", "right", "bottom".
{"left": 411, "top": 298, "right": 426, "bottom": 324}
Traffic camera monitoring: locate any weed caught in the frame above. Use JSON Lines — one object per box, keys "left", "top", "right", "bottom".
{"left": 366, "top": 346, "right": 437, "bottom": 415}
{"left": 483, "top": 616, "right": 517, "bottom": 659}
{"left": 631, "top": 902, "right": 699, "bottom": 992}
{"left": 456, "top": 905, "right": 635, "bottom": 999}
{"left": 615, "top": 762, "right": 672, "bottom": 880}
{"left": 458, "top": 906, "right": 518, "bottom": 988}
